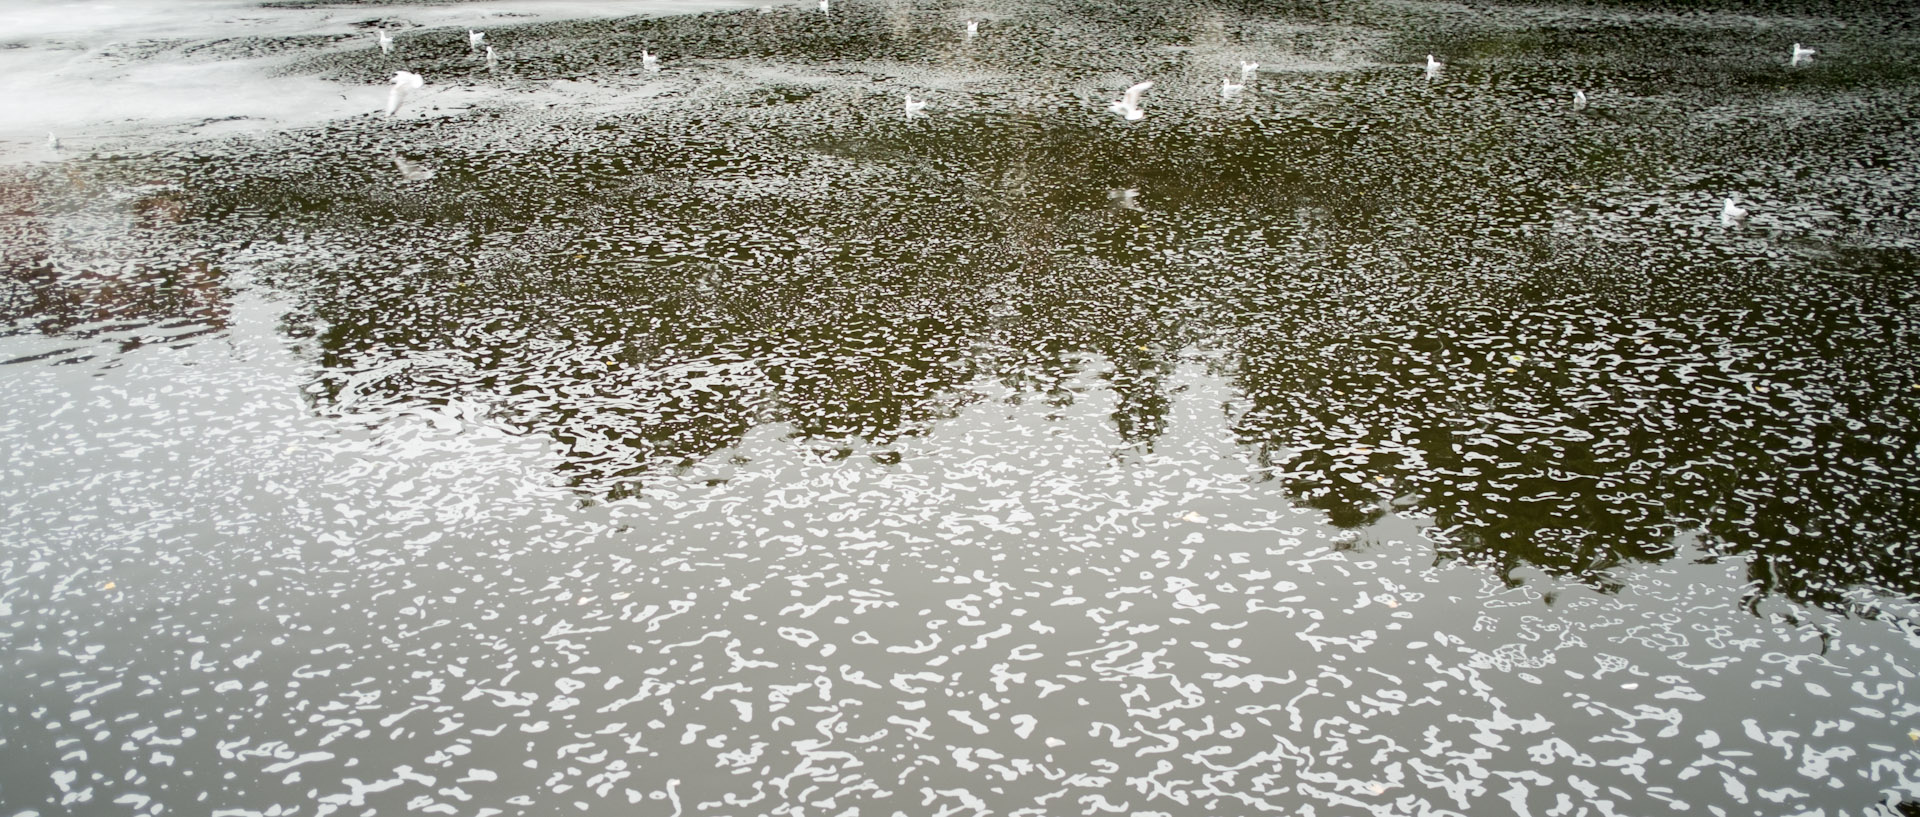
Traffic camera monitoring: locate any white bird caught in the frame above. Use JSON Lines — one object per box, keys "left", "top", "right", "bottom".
{"left": 1572, "top": 89, "right": 1587, "bottom": 110}
{"left": 966, "top": 20, "right": 978, "bottom": 38}
{"left": 1239, "top": 61, "right": 1258, "bottom": 80}
{"left": 1721, "top": 196, "right": 1748, "bottom": 227}
{"left": 47, "top": 133, "right": 59, "bottom": 151}
{"left": 1108, "top": 80, "right": 1152, "bottom": 121}
{"left": 486, "top": 45, "right": 498, "bottom": 69}
{"left": 819, "top": 0, "right": 829, "bottom": 15}
{"left": 1221, "top": 76, "right": 1244, "bottom": 98}
{"left": 1790, "top": 43, "right": 1815, "bottom": 67}
{"left": 1425, "top": 54, "right": 1443, "bottom": 79}
{"left": 903, "top": 92, "right": 927, "bottom": 116}
{"left": 468, "top": 30, "right": 485, "bottom": 51}
{"left": 1107, "top": 187, "right": 1141, "bottom": 210}
{"left": 386, "top": 70, "right": 423, "bottom": 117}
{"left": 642, "top": 50, "right": 659, "bottom": 72}
{"left": 377, "top": 28, "right": 393, "bottom": 54}
{"left": 392, "top": 152, "right": 435, "bottom": 182}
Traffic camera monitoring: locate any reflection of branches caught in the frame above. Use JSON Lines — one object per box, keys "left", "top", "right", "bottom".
{"left": 1, "top": 171, "right": 232, "bottom": 351}
{"left": 139, "top": 16, "right": 1920, "bottom": 612}
{"left": 1231, "top": 291, "right": 1920, "bottom": 607}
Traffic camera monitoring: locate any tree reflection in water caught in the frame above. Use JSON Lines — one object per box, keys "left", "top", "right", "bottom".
{"left": 6, "top": 0, "right": 1915, "bottom": 611}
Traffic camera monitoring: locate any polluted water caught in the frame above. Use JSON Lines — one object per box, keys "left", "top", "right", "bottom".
{"left": 3, "top": 0, "right": 1920, "bottom": 815}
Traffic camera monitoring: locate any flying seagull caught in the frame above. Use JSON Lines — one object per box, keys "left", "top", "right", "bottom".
{"left": 1109, "top": 80, "right": 1152, "bottom": 121}
{"left": 386, "top": 70, "right": 423, "bottom": 116}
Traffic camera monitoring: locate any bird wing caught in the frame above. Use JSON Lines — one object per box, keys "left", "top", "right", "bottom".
{"left": 1121, "top": 81, "right": 1152, "bottom": 107}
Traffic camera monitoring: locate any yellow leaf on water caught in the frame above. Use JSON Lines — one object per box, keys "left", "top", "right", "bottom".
{"left": 102, "top": 581, "right": 115, "bottom": 591}
{"left": 1910, "top": 729, "right": 1919, "bottom": 741}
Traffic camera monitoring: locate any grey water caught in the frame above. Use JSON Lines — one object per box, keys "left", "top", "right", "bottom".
{"left": 4, "top": 0, "right": 1920, "bottom": 814}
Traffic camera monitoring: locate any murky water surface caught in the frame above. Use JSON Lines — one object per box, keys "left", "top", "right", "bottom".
{"left": 5, "top": 0, "right": 1920, "bottom": 814}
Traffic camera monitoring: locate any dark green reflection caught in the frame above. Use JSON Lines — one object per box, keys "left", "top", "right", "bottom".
{"left": 16, "top": 0, "right": 1920, "bottom": 606}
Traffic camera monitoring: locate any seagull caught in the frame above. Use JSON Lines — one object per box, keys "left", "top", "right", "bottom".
{"left": 1721, "top": 196, "right": 1748, "bottom": 227}
{"left": 1239, "top": 61, "right": 1258, "bottom": 80}
{"left": 1221, "top": 76, "right": 1244, "bottom": 98}
{"left": 386, "top": 70, "right": 423, "bottom": 117}
{"left": 903, "top": 92, "right": 927, "bottom": 116}
{"left": 486, "top": 46, "right": 499, "bottom": 69}
{"left": 1790, "top": 43, "right": 1815, "bottom": 67}
{"left": 1572, "top": 89, "right": 1587, "bottom": 110}
{"left": 468, "top": 30, "right": 485, "bottom": 51}
{"left": 47, "top": 133, "right": 59, "bottom": 151}
{"left": 819, "top": 0, "right": 829, "bottom": 15}
{"left": 967, "top": 20, "right": 978, "bottom": 38}
{"left": 1108, "top": 80, "right": 1152, "bottom": 121}
{"left": 642, "top": 50, "right": 659, "bottom": 72}
{"left": 377, "top": 28, "right": 393, "bottom": 54}
{"left": 1425, "top": 54, "right": 1443, "bottom": 79}
{"left": 1107, "top": 187, "right": 1141, "bottom": 210}
{"left": 392, "top": 152, "right": 436, "bottom": 182}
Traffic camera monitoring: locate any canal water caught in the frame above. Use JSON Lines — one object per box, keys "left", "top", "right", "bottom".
{"left": 3, "top": 0, "right": 1919, "bottom": 814}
